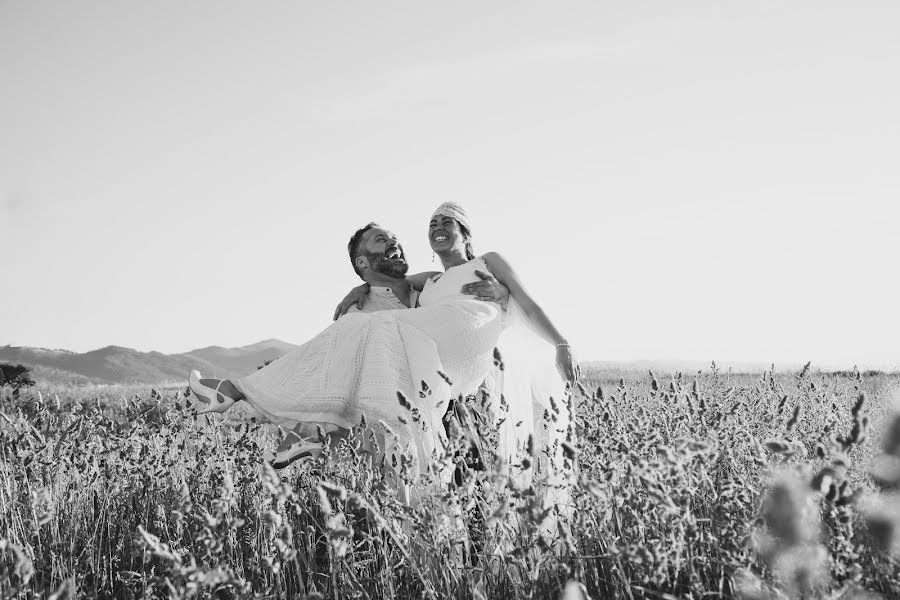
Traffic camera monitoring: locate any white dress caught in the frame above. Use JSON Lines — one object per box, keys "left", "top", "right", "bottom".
{"left": 234, "top": 257, "right": 503, "bottom": 472}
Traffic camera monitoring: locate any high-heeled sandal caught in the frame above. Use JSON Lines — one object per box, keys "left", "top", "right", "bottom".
{"left": 189, "top": 370, "right": 237, "bottom": 414}
{"left": 270, "top": 433, "right": 323, "bottom": 469}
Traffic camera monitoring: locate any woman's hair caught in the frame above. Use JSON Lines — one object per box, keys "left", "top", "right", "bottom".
{"left": 457, "top": 221, "right": 475, "bottom": 260}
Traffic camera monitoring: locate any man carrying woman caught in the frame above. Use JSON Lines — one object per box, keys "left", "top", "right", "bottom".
{"left": 188, "top": 203, "right": 579, "bottom": 496}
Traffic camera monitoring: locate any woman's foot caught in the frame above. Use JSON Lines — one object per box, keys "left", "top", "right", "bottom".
{"left": 270, "top": 431, "right": 323, "bottom": 469}
{"left": 188, "top": 370, "right": 241, "bottom": 414}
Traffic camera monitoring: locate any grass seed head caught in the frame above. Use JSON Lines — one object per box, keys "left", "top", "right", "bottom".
{"left": 786, "top": 403, "right": 802, "bottom": 432}
{"left": 880, "top": 416, "right": 900, "bottom": 459}
{"left": 761, "top": 473, "right": 813, "bottom": 547}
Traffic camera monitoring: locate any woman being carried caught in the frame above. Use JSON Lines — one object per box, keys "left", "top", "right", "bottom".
{"left": 188, "top": 203, "right": 578, "bottom": 482}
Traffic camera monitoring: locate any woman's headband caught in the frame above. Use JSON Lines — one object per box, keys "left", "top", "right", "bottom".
{"left": 430, "top": 202, "right": 471, "bottom": 233}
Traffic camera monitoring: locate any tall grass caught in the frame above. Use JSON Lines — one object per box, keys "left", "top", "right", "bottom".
{"left": 1, "top": 366, "right": 898, "bottom": 598}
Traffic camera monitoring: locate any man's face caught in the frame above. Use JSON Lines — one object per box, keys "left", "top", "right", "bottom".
{"left": 359, "top": 227, "right": 409, "bottom": 279}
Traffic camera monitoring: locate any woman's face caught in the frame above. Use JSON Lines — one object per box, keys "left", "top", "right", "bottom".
{"left": 428, "top": 214, "right": 465, "bottom": 254}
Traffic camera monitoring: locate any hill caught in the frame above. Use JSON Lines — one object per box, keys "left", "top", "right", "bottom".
{"left": 0, "top": 340, "right": 299, "bottom": 385}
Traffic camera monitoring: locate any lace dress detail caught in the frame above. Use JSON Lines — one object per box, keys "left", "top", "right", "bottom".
{"left": 416, "top": 257, "right": 503, "bottom": 397}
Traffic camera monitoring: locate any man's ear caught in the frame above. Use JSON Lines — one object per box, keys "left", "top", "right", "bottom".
{"left": 355, "top": 256, "right": 368, "bottom": 272}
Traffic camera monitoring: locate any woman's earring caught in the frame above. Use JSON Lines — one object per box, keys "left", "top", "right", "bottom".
{"left": 432, "top": 252, "right": 435, "bottom": 263}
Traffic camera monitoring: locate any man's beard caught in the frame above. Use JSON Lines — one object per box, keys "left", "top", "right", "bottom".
{"left": 368, "top": 253, "right": 409, "bottom": 279}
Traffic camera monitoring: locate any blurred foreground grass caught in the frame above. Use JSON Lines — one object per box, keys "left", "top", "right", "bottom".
{"left": 1, "top": 365, "right": 899, "bottom": 599}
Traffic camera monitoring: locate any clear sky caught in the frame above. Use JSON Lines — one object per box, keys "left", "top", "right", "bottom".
{"left": 1, "top": 1, "right": 897, "bottom": 369}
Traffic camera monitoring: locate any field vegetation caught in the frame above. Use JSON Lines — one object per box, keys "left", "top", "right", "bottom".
{"left": 1, "top": 365, "right": 899, "bottom": 599}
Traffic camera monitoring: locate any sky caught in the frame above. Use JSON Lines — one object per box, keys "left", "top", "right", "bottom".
{"left": 1, "top": 1, "right": 898, "bottom": 370}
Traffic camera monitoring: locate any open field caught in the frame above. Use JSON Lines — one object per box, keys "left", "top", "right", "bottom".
{"left": 2, "top": 366, "right": 899, "bottom": 599}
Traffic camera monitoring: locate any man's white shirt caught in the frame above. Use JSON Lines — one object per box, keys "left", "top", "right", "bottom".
{"left": 344, "top": 284, "right": 419, "bottom": 314}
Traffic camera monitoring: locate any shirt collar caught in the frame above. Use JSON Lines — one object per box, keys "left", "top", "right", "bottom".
{"left": 369, "top": 281, "right": 415, "bottom": 296}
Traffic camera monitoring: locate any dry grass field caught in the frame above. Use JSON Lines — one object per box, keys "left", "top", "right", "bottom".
{"left": 1, "top": 365, "right": 899, "bottom": 599}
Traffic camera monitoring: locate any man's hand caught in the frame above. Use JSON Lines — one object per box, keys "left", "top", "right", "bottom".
{"left": 460, "top": 270, "right": 510, "bottom": 309}
{"left": 333, "top": 284, "right": 370, "bottom": 320}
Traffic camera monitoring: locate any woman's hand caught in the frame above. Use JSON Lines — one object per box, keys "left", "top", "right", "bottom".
{"left": 555, "top": 345, "right": 580, "bottom": 383}
{"left": 333, "top": 284, "right": 370, "bottom": 320}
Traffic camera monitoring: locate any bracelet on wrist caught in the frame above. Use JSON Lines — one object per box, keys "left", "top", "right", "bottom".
{"left": 555, "top": 342, "right": 570, "bottom": 348}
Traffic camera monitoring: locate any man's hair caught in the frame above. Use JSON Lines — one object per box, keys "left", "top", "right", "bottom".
{"left": 348, "top": 222, "right": 380, "bottom": 278}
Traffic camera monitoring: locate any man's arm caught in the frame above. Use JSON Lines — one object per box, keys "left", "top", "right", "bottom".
{"left": 333, "top": 283, "right": 370, "bottom": 320}
{"left": 460, "top": 270, "right": 510, "bottom": 310}
{"left": 332, "top": 269, "right": 508, "bottom": 319}
{"left": 406, "top": 271, "right": 441, "bottom": 291}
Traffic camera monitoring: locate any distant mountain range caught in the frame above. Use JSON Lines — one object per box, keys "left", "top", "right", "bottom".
{"left": 0, "top": 339, "right": 300, "bottom": 385}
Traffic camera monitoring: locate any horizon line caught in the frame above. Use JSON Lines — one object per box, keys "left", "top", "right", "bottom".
{"left": 2, "top": 340, "right": 897, "bottom": 373}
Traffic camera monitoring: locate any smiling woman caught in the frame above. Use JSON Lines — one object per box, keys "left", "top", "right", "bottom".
{"left": 431, "top": 211, "right": 475, "bottom": 261}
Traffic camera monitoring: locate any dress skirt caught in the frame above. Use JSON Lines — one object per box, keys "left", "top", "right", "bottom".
{"left": 234, "top": 298, "right": 502, "bottom": 471}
